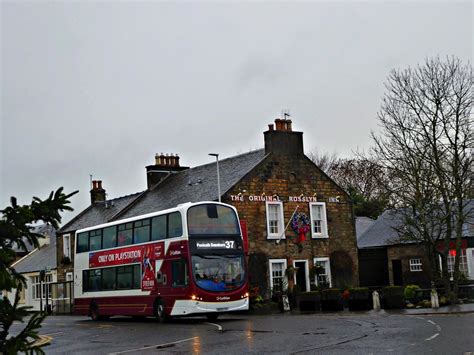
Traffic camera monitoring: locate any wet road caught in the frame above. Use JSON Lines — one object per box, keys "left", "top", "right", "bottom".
{"left": 15, "top": 311, "right": 474, "bottom": 354}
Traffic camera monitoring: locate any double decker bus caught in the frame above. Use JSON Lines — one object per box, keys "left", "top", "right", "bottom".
{"left": 73, "top": 202, "right": 248, "bottom": 321}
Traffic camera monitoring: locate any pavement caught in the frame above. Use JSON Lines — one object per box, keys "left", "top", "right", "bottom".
{"left": 394, "top": 302, "right": 474, "bottom": 315}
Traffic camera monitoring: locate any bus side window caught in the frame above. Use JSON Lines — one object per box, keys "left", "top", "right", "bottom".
{"left": 156, "top": 271, "right": 162, "bottom": 283}
{"left": 151, "top": 215, "right": 167, "bottom": 241}
{"left": 168, "top": 212, "right": 183, "bottom": 238}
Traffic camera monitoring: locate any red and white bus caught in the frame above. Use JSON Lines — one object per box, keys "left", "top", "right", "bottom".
{"left": 73, "top": 201, "right": 248, "bottom": 321}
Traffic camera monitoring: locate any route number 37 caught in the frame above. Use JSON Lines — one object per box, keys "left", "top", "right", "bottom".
{"left": 224, "top": 241, "right": 235, "bottom": 249}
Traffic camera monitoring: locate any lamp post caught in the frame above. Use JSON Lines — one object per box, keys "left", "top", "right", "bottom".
{"left": 208, "top": 153, "right": 221, "bottom": 202}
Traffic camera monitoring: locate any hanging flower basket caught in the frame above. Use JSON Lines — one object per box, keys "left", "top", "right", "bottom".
{"left": 291, "top": 212, "right": 310, "bottom": 244}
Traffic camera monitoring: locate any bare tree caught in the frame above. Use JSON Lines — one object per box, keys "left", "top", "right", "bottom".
{"left": 372, "top": 56, "right": 473, "bottom": 301}
{"left": 307, "top": 149, "right": 339, "bottom": 176}
{"left": 309, "top": 150, "right": 391, "bottom": 218}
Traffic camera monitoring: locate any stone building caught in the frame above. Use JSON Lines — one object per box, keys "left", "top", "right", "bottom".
{"left": 358, "top": 206, "right": 474, "bottom": 288}
{"left": 56, "top": 118, "right": 359, "bottom": 297}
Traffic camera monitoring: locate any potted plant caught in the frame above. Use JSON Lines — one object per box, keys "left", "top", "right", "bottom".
{"left": 321, "top": 288, "right": 343, "bottom": 311}
{"left": 382, "top": 286, "right": 405, "bottom": 309}
{"left": 348, "top": 287, "right": 370, "bottom": 311}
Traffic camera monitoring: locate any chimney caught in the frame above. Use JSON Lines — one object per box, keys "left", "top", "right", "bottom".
{"left": 90, "top": 180, "right": 106, "bottom": 204}
{"left": 264, "top": 117, "right": 303, "bottom": 156}
{"left": 146, "top": 153, "right": 189, "bottom": 189}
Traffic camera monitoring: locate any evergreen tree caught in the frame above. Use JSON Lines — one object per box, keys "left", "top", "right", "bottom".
{"left": 0, "top": 188, "right": 77, "bottom": 354}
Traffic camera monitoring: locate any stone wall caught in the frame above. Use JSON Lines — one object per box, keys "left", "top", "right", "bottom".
{"left": 386, "top": 244, "right": 432, "bottom": 287}
{"left": 222, "top": 153, "right": 359, "bottom": 293}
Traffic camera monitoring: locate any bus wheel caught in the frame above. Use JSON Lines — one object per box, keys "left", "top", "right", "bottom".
{"left": 154, "top": 299, "right": 169, "bottom": 323}
{"left": 206, "top": 313, "right": 219, "bottom": 321}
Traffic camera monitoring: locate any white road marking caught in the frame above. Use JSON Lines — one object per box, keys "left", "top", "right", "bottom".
{"left": 108, "top": 336, "right": 199, "bottom": 354}
{"left": 205, "top": 322, "right": 223, "bottom": 331}
{"left": 425, "top": 333, "right": 440, "bottom": 341}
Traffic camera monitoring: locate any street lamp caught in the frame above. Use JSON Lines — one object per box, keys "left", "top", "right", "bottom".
{"left": 208, "top": 153, "right": 221, "bottom": 202}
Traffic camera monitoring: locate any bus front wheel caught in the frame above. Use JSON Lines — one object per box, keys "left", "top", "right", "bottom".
{"left": 154, "top": 299, "right": 169, "bottom": 323}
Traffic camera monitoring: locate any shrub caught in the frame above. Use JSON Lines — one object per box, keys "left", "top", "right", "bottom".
{"left": 321, "top": 288, "right": 342, "bottom": 301}
{"left": 349, "top": 287, "right": 369, "bottom": 300}
{"left": 404, "top": 285, "right": 422, "bottom": 303}
{"left": 299, "top": 291, "right": 321, "bottom": 312}
{"left": 417, "top": 300, "right": 432, "bottom": 308}
{"left": 348, "top": 287, "right": 370, "bottom": 311}
{"left": 383, "top": 286, "right": 405, "bottom": 309}
{"left": 321, "top": 288, "right": 343, "bottom": 311}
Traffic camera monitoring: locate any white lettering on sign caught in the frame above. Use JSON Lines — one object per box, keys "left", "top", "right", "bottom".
{"left": 196, "top": 241, "right": 235, "bottom": 249}
{"left": 288, "top": 196, "right": 318, "bottom": 203}
{"left": 169, "top": 250, "right": 182, "bottom": 256}
{"left": 216, "top": 296, "right": 230, "bottom": 301}
{"left": 230, "top": 194, "right": 321, "bottom": 203}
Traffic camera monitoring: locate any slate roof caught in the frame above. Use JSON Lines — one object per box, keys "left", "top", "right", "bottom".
{"left": 12, "top": 224, "right": 51, "bottom": 254}
{"left": 355, "top": 217, "right": 375, "bottom": 241}
{"left": 58, "top": 192, "right": 143, "bottom": 233}
{"left": 116, "top": 149, "right": 267, "bottom": 219}
{"left": 358, "top": 200, "right": 474, "bottom": 249}
{"left": 12, "top": 233, "right": 57, "bottom": 273}
{"left": 58, "top": 149, "right": 267, "bottom": 232}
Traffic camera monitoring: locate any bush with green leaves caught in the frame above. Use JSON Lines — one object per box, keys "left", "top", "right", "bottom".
{"left": 404, "top": 284, "right": 422, "bottom": 303}
{"left": 383, "top": 286, "right": 405, "bottom": 309}
{"left": 348, "top": 287, "right": 369, "bottom": 300}
{"left": 0, "top": 188, "right": 77, "bottom": 354}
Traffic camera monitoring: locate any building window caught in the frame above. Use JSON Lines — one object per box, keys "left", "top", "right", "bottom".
{"left": 309, "top": 202, "right": 328, "bottom": 238}
{"left": 313, "top": 257, "right": 332, "bottom": 287}
{"left": 63, "top": 234, "right": 71, "bottom": 258}
{"left": 31, "top": 274, "right": 53, "bottom": 300}
{"left": 269, "top": 259, "right": 287, "bottom": 293}
{"left": 66, "top": 272, "right": 73, "bottom": 282}
{"left": 447, "top": 249, "right": 468, "bottom": 278}
{"left": 266, "top": 202, "right": 285, "bottom": 239}
{"left": 409, "top": 258, "right": 423, "bottom": 272}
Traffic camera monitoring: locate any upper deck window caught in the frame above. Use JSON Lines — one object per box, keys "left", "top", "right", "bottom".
{"left": 187, "top": 204, "right": 239, "bottom": 236}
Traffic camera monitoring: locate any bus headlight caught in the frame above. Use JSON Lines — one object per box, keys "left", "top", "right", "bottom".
{"left": 191, "top": 294, "right": 197, "bottom": 300}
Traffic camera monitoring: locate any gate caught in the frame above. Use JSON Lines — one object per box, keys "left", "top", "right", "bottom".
{"left": 51, "top": 281, "right": 74, "bottom": 314}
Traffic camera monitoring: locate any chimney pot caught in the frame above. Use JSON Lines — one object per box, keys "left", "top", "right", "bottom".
{"left": 287, "top": 119, "right": 292, "bottom": 131}
{"left": 275, "top": 118, "right": 283, "bottom": 131}
{"left": 268, "top": 124, "right": 274, "bottom": 131}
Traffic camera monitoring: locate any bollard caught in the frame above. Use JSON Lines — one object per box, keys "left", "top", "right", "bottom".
{"left": 372, "top": 290, "right": 381, "bottom": 311}
{"left": 431, "top": 288, "right": 439, "bottom": 309}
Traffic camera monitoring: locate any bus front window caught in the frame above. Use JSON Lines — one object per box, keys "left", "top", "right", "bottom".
{"left": 192, "top": 255, "right": 245, "bottom": 292}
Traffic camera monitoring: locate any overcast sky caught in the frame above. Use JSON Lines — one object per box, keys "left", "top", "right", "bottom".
{"left": 1, "top": 1, "right": 472, "bottom": 224}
